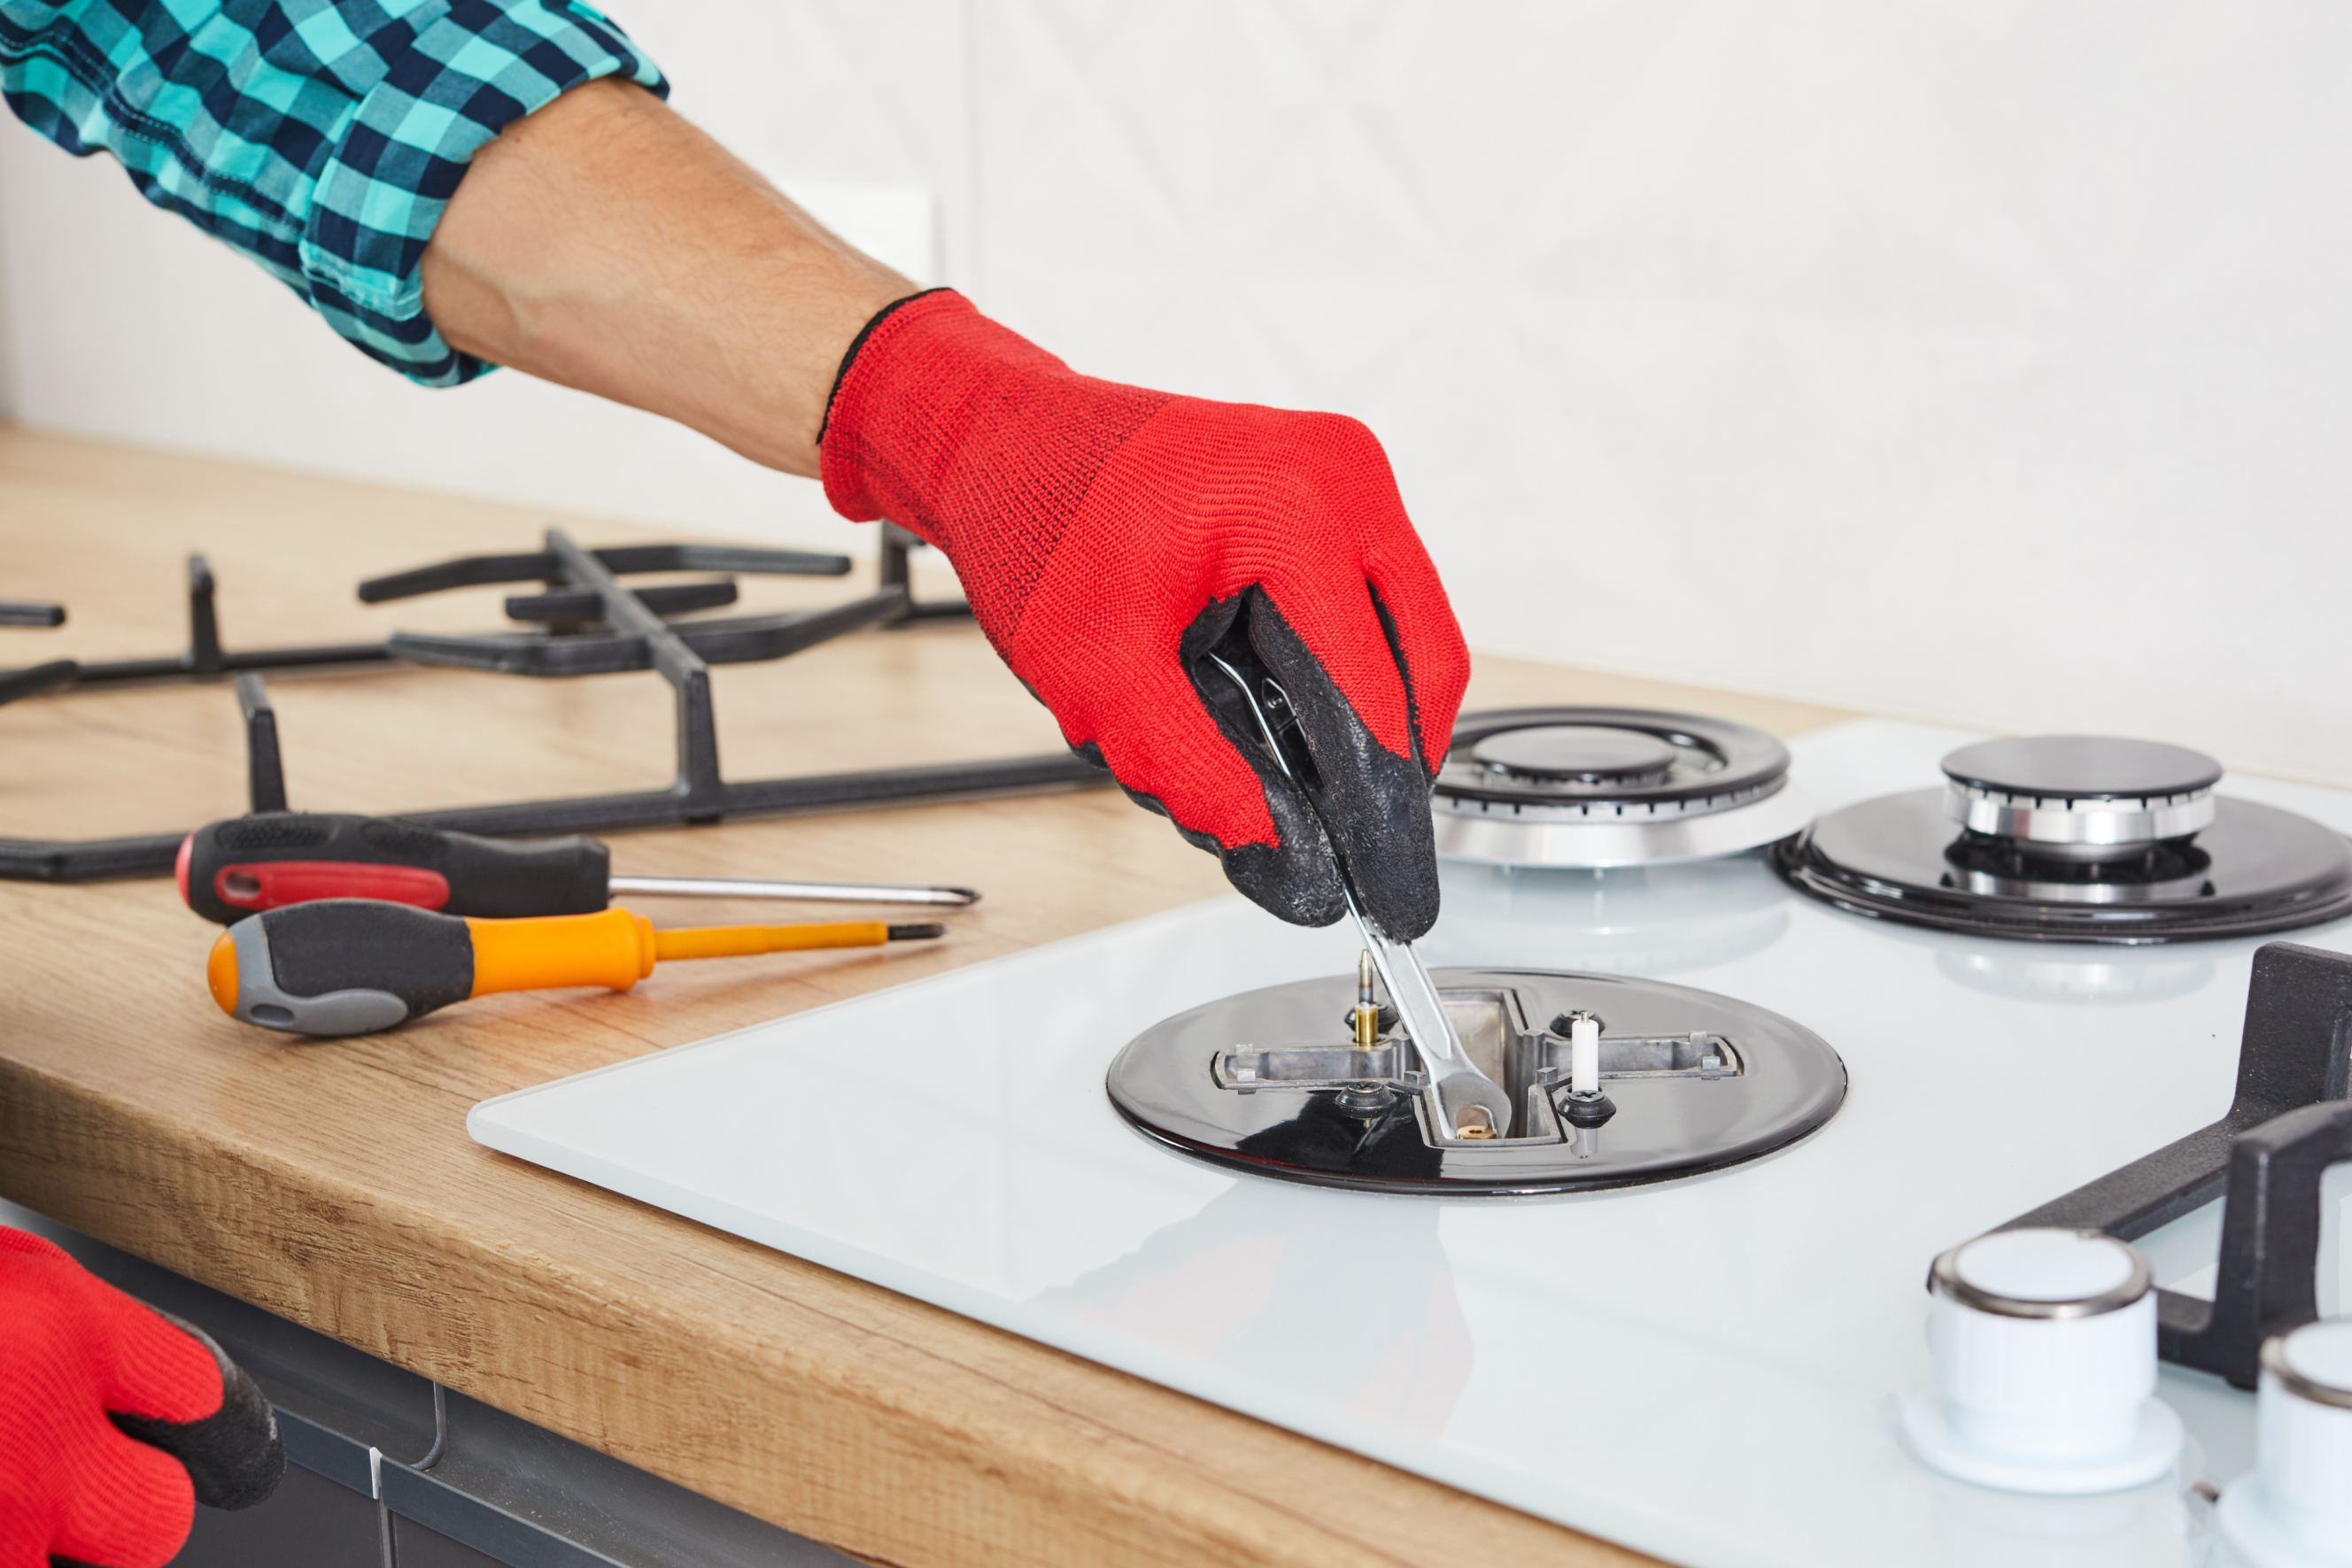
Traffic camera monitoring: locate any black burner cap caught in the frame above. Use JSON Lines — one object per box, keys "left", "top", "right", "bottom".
{"left": 1941, "top": 736, "right": 2223, "bottom": 801}
{"left": 1470, "top": 725, "right": 1678, "bottom": 784}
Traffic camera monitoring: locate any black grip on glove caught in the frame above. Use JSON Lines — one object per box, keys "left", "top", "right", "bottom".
{"left": 1180, "top": 590, "right": 1444, "bottom": 938}
{"left": 108, "top": 1314, "right": 284, "bottom": 1513}
{"left": 46, "top": 1314, "right": 283, "bottom": 1568}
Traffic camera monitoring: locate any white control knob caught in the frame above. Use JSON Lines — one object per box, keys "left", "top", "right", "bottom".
{"left": 1900, "top": 1228, "right": 2183, "bottom": 1494}
{"left": 2217, "top": 1317, "right": 2352, "bottom": 1566}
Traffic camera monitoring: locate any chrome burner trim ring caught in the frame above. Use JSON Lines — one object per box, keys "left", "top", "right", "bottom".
{"left": 1434, "top": 781, "right": 1816, "bottom": 869}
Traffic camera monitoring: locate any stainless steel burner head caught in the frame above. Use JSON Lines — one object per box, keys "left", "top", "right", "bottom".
{"left": 1431, "top": 707, "right": 1814, "bottom": 869}
{"left": 1104, "top": 968, "right": 1846, "bottom": 1194}
{"left": 1940, "top": 736, "right": 2221, "bottom": 858}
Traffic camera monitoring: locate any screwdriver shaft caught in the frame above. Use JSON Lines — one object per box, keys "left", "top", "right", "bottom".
{"left": 652, "top": 918, "right": 901, "bottom": 962}
{"left": 607, "top": 874, "right": 979, "bottom": 908}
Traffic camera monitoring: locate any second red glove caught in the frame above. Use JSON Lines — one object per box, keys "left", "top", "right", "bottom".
{"left": 822, "top": 290, "right": 1469, "bottom": 938}
{"left": 0, "top": 1229, "right": 282, "bottom": 1568}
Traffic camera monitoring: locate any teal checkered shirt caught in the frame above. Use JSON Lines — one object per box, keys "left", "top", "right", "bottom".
{"left": 1, "top": 1, "right": 667, "bottom": 385}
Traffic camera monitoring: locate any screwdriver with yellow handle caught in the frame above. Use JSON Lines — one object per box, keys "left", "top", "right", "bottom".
{"left": 206, "top": 900, "right": 944, "bottom": 1037}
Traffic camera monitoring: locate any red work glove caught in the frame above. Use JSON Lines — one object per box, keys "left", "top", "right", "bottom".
{"left": 822, "top": 290, "right": 1470, "bottom": 938}
{"left": 0, "top": 1230, "right": 282, "bottom": 1568}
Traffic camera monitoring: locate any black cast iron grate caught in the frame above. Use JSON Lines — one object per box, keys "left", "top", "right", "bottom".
{"left": 1992, "top": 940, "right": 2352, "bottom": 1388}
{"left": 0, "top": 528, "right": 1102, "bottom": 882}
{"left": 0, "top": 595, "right": 74, "bottom": 705}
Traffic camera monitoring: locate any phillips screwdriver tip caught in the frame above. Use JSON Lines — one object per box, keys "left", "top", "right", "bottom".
{"left": 886, "top": 923, "right": 948, "bottom": 941}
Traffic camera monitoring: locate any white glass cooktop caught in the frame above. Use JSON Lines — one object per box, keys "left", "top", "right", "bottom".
{"left": 470, "top": 722, "right": 2352, "bottom": 1567}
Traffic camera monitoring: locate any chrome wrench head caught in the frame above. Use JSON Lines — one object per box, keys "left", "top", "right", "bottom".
{"left": 1202, "top": 652, "right": 1513, "bottom": 1139}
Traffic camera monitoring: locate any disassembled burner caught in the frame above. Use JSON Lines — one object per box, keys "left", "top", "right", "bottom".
{"left": 1105, "top": 968, "right": 1845, "bottom": 1195}
{"left": 1779, "top": 735, "right": 2352, "bottom": 944}
{"left": 1430, "top": 708, "right": 1814, "bottom": 869}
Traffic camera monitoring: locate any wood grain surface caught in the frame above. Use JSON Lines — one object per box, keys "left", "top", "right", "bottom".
{"left": 0, "top": 427, "right": 1850, "bottom": 1567}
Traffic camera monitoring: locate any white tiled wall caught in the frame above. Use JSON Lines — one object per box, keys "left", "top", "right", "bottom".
{"left": 4, "top": 3, "right": 2349, "bottom": 780}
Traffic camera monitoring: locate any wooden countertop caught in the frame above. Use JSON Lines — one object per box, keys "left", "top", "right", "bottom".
{"left": 0, "top": 427, "right": 1852, "bottom": 1568}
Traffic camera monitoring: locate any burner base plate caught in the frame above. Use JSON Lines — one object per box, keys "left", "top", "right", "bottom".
{"left": 1105, "top": 967, "right": 1846, "bottom": 1194}
{"left": 1779, "top": 789, "right": 2352, "bottom": 944}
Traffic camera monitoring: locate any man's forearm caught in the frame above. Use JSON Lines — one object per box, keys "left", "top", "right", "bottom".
{"left": 422, "top": 81, "right": 911, "bottom": 478}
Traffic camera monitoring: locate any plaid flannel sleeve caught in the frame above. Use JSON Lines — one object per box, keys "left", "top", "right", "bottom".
{"left": 0, "top": 1, "right": 668, "bottom": 386}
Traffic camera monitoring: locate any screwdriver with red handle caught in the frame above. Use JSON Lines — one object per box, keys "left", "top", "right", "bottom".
{"left": 207, "top": 900, "right": 946, "bottom": 1036}
{"left": 177, "top": 811, "right": 978, "bottom": 923}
